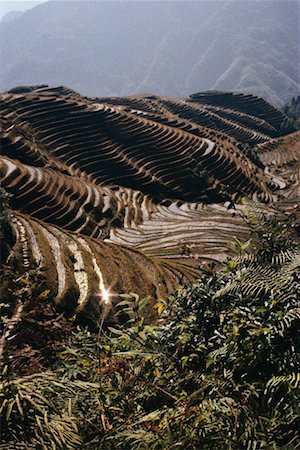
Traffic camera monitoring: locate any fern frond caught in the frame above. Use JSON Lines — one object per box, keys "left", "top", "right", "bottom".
{"left": 266, "top": 373, "right": 300, "bottom": 391}
{"left": 274, "top": 308, "right": 300, "bottom": 334}
{"left": 0, "top": 372, "right": 95, "bottom": 449}
{"left": 215, "top": 249, "right": 300, "bottom": 301}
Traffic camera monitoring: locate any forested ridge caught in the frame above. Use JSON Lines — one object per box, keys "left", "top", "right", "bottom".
{"left": 1, "top": 0, "right": 299, "bottom": 107}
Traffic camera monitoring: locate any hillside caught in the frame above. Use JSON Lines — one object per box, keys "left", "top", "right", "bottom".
{"left": 1, "top": 84, "right": 299, "bottom": 319}
{"left": 1, "top": 10, "right": 24, "bottom": 22}
{"left": 0, "top": 0, "right": 299, "bottom": 107}
{"left": 0, "top": 85, "right": 299, "bottom": 448}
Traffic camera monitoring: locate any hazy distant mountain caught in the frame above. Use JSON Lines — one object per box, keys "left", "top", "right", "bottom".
{"left": 1, "top": 0, "right": 299, "bottom": 106}
{"left": 1, "top": 10, "right": 24, "bottom": 22}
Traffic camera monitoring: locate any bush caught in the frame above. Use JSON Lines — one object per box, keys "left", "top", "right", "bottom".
{"left": 55, "top": 244, "right": 299, "bottom": 449}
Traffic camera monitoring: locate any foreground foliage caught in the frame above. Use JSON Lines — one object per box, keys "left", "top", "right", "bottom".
{"left": 57, "top": 251, "right": 299, "bottom": 449}
{"left": 0, "top": 371, "right": 97, "bottom": 449}
{"left": 1, "top": 214, "right": 299, "bottom": 449}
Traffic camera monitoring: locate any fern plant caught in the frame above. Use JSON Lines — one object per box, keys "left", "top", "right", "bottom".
{"left": 56, "top": 256, "right": 299, "bottom": 449}
{"left": 0, "top": 371, "right": 97, "bottom": 449}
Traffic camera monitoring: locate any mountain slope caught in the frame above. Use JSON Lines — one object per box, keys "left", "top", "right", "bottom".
{"left": 1, "top": 85, "right": 299, "bottom": 319}
{"left": 0, "top": 1, "right": 299, "bottom": 107}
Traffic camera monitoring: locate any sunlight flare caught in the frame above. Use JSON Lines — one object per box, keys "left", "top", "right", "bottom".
{"left": 101, "top": 286, "right": 111, "bottom": 304}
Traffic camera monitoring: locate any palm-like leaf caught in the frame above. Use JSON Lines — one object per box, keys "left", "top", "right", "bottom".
{"left": 0, "top": 372, "right": 96, "bottom": 449}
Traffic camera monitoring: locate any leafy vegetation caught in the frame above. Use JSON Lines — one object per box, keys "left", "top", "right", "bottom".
{"left": 0, "top": 188, "right": 14, "bottom": 265}
{"left": 0, "top": 213, "right": 299, "bottom": 449}
{"left": 0, "top": 371, "right": 95, "bottom": 450}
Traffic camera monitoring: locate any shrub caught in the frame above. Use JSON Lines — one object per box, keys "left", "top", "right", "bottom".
{"left": 55, "top": 243, "right": 300, "bottom": 449}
